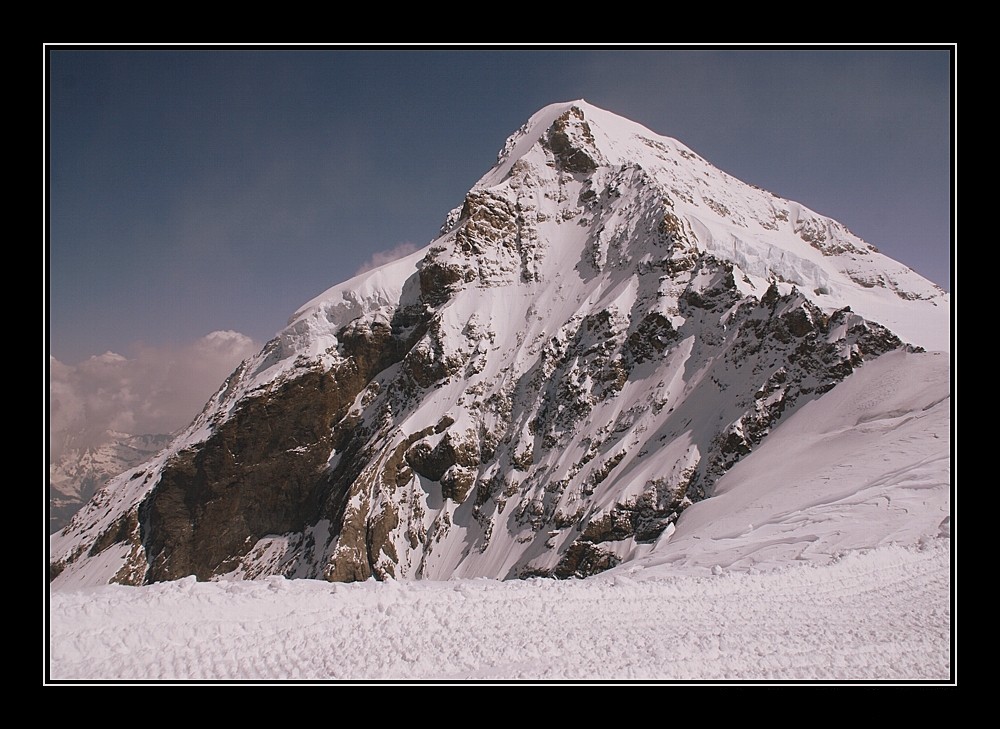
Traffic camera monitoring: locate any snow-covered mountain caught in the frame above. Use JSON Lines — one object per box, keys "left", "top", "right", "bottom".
{"left": 49, "top": 100, "right": 950, "bottom": 588}
{"left": 49, "top": 431, "right": 173, "bottom": 533}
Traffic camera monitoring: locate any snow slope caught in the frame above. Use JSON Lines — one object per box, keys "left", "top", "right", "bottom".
{"left": 634, "top": 349, "right": 951, "bottom": 574}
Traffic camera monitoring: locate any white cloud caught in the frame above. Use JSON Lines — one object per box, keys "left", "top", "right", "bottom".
{"left": 48, "top": 331, "right": 258, "bottom": 461}
{"left": 354, "top": 241, "right": 421, "bottom": 275}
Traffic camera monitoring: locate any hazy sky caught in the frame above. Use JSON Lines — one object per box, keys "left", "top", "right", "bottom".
{"left": 48, "top": 46, "right": 953, "bottom": 368}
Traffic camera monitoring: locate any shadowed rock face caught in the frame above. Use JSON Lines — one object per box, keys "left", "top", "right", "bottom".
{"left": 140, "top": 370, "right": 353, "bottom": 582}
{"left": 137, "top": 303, "right": 434, "bottom": 583}
{"left": 553, "top": 541, "right": 619, "bottom": 578}
{"left": 544, "top": 107, "right": 599, "bottom": 173}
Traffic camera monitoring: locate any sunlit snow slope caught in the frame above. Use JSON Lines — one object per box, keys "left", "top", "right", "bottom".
{"left": 627, "top": 349, "right": 951, "bottom": 574}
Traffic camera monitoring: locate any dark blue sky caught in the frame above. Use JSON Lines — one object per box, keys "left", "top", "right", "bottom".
{"left": 48, "top": 47, "right": 953, "bottom": 364}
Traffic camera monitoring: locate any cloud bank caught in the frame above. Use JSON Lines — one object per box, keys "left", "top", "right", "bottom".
{"left": 49, "top": 331, "right": 258, "bottom": 461}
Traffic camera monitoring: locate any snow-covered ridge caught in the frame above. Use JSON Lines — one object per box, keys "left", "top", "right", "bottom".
{"left": 280, "top": 100, "right": 948, "bottom": 365}
{"left": 225, "top": 101, "right": 948, "bottom": 391}
{"left": 280, "top": 248, "right": 426, "bottom": 364}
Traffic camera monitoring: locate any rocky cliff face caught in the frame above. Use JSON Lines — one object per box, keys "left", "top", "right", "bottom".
{"left": 50, "top": 101, "right": 948, "bottom": 587}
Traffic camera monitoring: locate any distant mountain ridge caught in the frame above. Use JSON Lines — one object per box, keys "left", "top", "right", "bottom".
{"left": 50, "top": 100, "right": 950, "bottom": 587}
{"left": 49, "top": 431, "right": 173, "bottom": 533}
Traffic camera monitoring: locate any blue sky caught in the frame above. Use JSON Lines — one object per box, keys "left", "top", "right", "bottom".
{"left": 48, "top": 46, "right": 953, "bottom": 366}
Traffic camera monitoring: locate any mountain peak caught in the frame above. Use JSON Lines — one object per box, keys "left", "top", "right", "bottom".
{"left": 485, "top": 100, "right": 662, "bottom": 185}
{"left": 50, "top": 102, "right": 950, "bottom": 589}
{"left": 473, "top": 101, "right": 948, "bottom": 345}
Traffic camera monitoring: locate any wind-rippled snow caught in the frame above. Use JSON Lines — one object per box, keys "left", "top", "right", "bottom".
{"left": 49, "top": 543, "right": 948, "bottom": 681}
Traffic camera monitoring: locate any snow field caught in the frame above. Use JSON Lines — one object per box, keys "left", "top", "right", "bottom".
{"left": 49, "top": 542, "right": 949, "bottom": 681}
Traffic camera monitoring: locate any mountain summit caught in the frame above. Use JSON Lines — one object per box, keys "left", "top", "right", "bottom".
{"left": 50, "top": 101, "right": 950, "bottom": 587}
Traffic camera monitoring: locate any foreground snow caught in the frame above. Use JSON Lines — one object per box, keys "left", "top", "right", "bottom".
{"left": 49, "top": 542, "right": 948, "bottom": 681}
